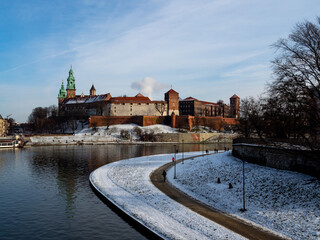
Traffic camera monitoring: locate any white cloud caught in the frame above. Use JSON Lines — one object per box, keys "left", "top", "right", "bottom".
{"left": 131, "top": 77, "right": 168, "bottom": 100}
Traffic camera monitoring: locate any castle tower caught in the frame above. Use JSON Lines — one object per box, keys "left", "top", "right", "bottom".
{"left": 229, "top": 94, "right": 240, "bottom": 119}
{"left": 66, "top": 66, "right": 76, "bottom": 98}
{"left": 165, "top": 89, "right": 179, "bottom": 116}
{"left": 90, "top": 84, "right": 96, "bottom": 96}
{"left": 58, "top": 80, "right": 67, "bottom": 105}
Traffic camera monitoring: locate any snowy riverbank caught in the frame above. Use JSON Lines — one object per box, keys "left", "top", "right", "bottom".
{"left": 90, "top": 151, "right": 319, "bottom": 240}
{"left": 90, "top": 152, "right": 246, "bottom": 240}
{"left": 29, "top": 124, "right": 236, "bottom": 145}
{"left": 167, "top": 152, "right": 320, "bottom": 240}
{"left": 30, "top": 124, "right": 176, "bottom": 145}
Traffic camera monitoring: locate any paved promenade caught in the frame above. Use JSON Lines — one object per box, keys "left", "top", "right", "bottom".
{"left": 150, "top": 155, "right": 287, "bottom": 240}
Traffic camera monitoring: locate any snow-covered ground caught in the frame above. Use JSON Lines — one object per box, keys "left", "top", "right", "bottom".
{"left": 90, "top": 152, "right": 246, "bottom": 240}
{"left": 30, "top": 124, "right": 177, "bottom": 144}
{"left": 167, "top": 151, "right": 320, "bottom": 240}
{"left": 30, "top": 124, "right": 237, "bottom": 145}
{"left": 76, "top": 123, "right": 177, "bottom": 140}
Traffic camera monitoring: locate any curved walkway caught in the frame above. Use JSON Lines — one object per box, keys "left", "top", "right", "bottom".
{"left": 150, "top": 155, "right": 286, "bottom": 240}
{"left": 90, "top": 153, "right": 250, "bottom": 240}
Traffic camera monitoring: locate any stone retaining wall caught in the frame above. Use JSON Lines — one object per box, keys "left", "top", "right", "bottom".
{"left": 232, "top": 144, "right": 320, "bottom": 178}
{"left": 155, "top": 133, "right": 221, "bottom": 143}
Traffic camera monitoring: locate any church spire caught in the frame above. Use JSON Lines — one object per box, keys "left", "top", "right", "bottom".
{"left": 58, "top": 80, "right": 67, "bottom": 99}
{"left": 90, "top": 84, "right": 96, "bottom": 96}
{"left": 67, "top": 66, "right": 75, "bottom": 90}
{"left": 66, "top": 66, "right": 76, "bottom": 98}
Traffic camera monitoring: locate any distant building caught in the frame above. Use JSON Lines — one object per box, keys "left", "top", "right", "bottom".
{"left": 57, "top": 67, "right": 240, "bottom": 120}
{"left": 58, "top": 67, "right": 179, "bottom": 118}
{"left": 179, "top": 96, "right": 239, "bottom": 119}
{"left": 0, "top": 115, "right": 9, "bottom": 137}
{"left": 229, "top": 94, "right": 240, "bottom": 119}
{"left": 165, "top": 89, "right": 180, "bottom": 116}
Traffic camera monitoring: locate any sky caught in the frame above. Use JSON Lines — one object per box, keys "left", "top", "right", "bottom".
{"left": 0, "top": 0, "right": 320, "bottom": 122}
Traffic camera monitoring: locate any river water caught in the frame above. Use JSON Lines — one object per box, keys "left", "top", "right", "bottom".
{"left": 0, "top": 143, "right": 231, "bottom": 240}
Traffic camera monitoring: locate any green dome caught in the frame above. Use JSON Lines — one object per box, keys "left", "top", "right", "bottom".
{"left": 67, "top": 66, "right": 76, "bottom": 90}
{"left": 58, "top": 81, "right": 67, "bottom": 98}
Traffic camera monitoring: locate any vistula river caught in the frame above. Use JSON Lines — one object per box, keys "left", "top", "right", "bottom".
{"left": 0, "top": 143, "right": 231, "bottom": 240}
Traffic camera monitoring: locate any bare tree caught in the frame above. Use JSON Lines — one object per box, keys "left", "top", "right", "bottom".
{"left": 48, "top": 105, "right": 58, "bottom": 118}
{"left": 271, "top": 17, "right": 320, "bottom": 148}
{"left": 28, "top": 106, "right": 59, "bottom": 133}
{"left": 155, "top": 103, "right": 166, "bottom": 116}
{"left": 104, "top": 117, "right": 111, "bottom": 130}
{"left": 238, "top": 97, "right": 264, "bottom": 139}
{"left": 68, "top": 118, "right": 79, "bottom": 134}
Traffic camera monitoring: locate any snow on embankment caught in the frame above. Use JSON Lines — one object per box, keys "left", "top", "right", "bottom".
{"left": 76, "top": 124, "right": 176, "bottom": 138}
{"left": 167, "top": 151, "right": 320, "bottom": 240}
{"left": 30, "top": 124, "right": 177, "bottom": 145}
{"left": 90, "top": 153, "right": 245, "bottom": 240}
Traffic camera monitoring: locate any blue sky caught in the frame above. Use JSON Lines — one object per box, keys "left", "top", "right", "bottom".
{"left": 0, "top": 0, "right": 320, "bottom": 122}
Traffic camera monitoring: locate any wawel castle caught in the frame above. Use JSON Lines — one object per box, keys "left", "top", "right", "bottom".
{"left": 58, "top": 67, "right": 240, "bottom": 120}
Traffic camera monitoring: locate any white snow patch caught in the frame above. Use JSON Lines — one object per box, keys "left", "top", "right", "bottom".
{"left": 167, "top": 151, "right": 320, "bottom": 240}
{"left": 30, "top": 124, "right": 178, "bottom": 144}
{"left": 76, "top": 124, "right": 177, "bottom": 140}
{"left": 90, "top": 152, "right": 246, "bottom": 240}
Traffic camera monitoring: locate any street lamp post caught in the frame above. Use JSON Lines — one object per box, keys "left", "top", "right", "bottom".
{"left": 202, "top": 138, "right": 204, "bottom": 157}
{"left": 182, "top": 139, "right": 184, "bottom": 164}
{"left": 240, "top": 159, "right": 246, "bottom": 211}
{"left": 174, "top": 144, "right": 177, "bottom": 179}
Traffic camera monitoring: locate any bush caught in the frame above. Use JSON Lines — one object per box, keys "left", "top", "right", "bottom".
{"left": 133, "top": 127, "right": 156, "bottom": 141}
{"left": 133, "top": 127, "right": 143, "bottom": 137}
{"left": 120, "top": 129, "right": 130, "bottom": 140}
{"left": 141, "top": 130, "right": 156, "bottom": 142}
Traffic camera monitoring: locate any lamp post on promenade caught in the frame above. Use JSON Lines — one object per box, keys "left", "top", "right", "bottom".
{"left": 240, "top": 159, "right": 247, "bottom": 212}
{"left": 202, "top": 138, "right": 204, "bottom": 157}
{"left": 173, "top": 144, "right": 177, "bottom": 179}
{"left": 182, "top": 139, "right": 184, "bottom": 164}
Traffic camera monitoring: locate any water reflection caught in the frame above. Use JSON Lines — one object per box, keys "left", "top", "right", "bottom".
{"left": 57, "top": 165, "right": 77, "bottom": 218}
{"left": 0, "top": 143, "right": 231, "bottom": 240}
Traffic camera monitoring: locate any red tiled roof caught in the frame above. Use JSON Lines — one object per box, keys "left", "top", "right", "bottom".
{"left": 199, "top": 100, "right": 218, "bottom": 106}
{"left": 182, "top": 97, "right": 198, "bottom": 101}
{"left": 165, "top": 89, "right": 179, "bottom": 94}
{"left": 230, "top": 94, "right": 240, "bottom": 99}
{"left": 181, "top": 97, "right": 218, "bottom": 106}
{"left": 109, "top": 96, "right": 151, "bottom": 103}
